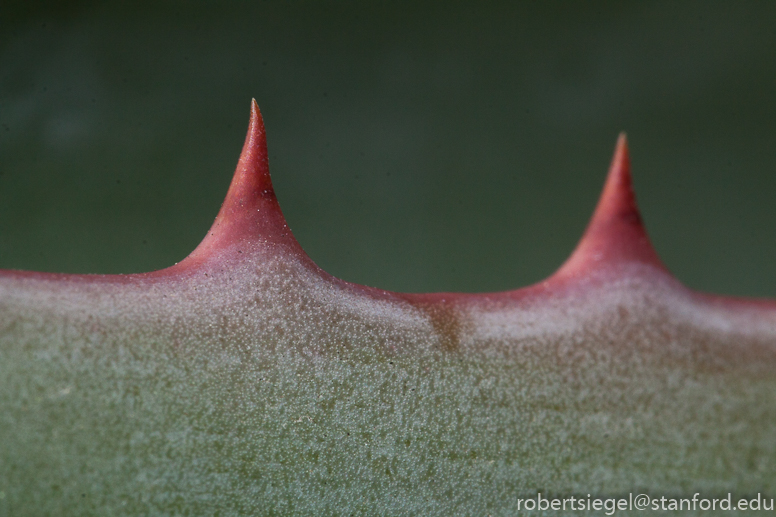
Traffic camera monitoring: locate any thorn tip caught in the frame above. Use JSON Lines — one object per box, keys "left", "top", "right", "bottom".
{"left": 554, "top": 133, "right": 669, "bottom": 279}
{"left": 177, "top": 99, "right": 309, "bottom": 267}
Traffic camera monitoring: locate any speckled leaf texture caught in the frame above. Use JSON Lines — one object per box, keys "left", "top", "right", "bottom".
{"left": 1, "top": 102, "right": 774, "bottom": 515}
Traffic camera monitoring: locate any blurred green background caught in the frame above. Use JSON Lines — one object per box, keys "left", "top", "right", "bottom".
{"left": 1, "top": 1, "right": 775, "bottom": 296}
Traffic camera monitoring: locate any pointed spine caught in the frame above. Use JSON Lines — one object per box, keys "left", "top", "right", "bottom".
{"left": 177, "top": 100, "right": 309, "bottom": 268}
{"left": 553, "top": 133, "right": 669, "bottom": 280}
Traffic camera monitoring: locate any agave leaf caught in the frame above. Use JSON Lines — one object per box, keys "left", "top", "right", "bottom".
{"left": 1, "top": 101, "right": 774, "bottom": 515}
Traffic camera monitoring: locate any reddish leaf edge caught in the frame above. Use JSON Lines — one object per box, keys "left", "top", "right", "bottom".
{"left": 2, "top": 99, "right": 774, "bottom": 312}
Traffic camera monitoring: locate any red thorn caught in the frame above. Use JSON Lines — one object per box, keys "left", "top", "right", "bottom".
{"left": 179, "top": 100, "right": 307, "bottom": 266}
{"left": 554, "top": 133, "right": 669, "bottom": 279}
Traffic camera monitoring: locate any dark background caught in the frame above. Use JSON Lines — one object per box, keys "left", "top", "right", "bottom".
{"left": 2, "top": 1, "right": 775, "bottom": 296}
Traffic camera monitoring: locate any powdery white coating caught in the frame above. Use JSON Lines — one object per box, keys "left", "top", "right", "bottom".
{"left": 464, "top": 263, "right": 776, "bottom": 353}
{"left": 1, "top": 103, "right": 775, "bottom": 515}
{"left": 2, "top": 262, "right": 774, "bottom": 515}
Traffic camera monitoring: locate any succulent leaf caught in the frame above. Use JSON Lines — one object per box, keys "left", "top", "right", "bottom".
{"left": 1, "top": 101, "right": 774, "bottom": 515}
